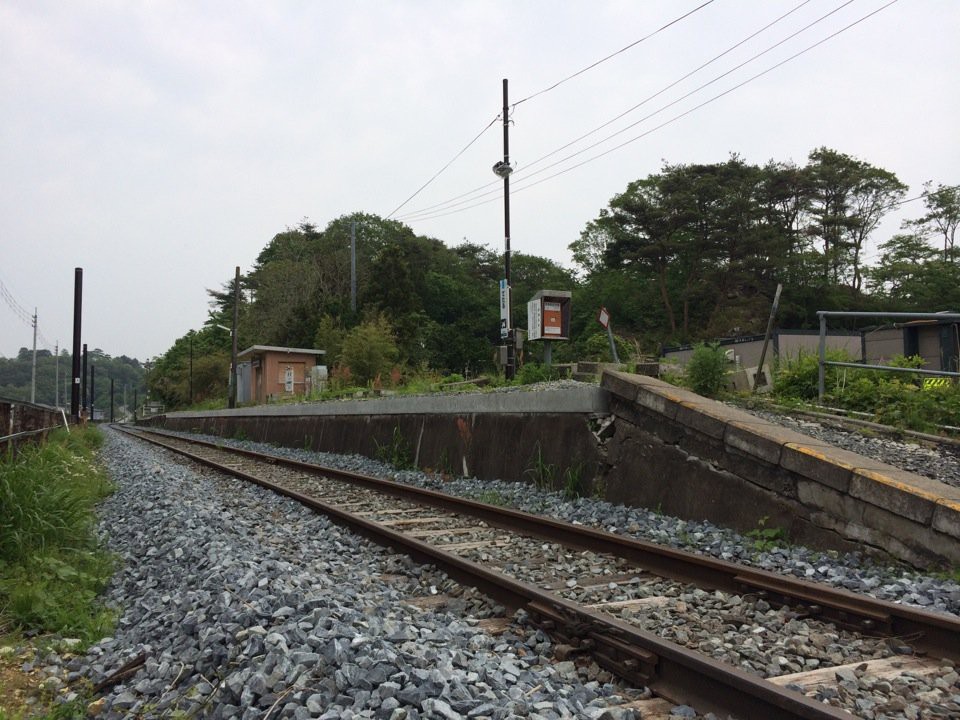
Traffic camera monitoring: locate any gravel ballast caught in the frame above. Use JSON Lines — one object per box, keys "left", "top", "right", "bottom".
{"left": 169, "top": 418, "right": 960, "bottom": 620}
{"left": 38, "top": 384, "right": 960, "bottom": 718}
{"left": 57, "top": 428, "right": 647, "bottom": 720}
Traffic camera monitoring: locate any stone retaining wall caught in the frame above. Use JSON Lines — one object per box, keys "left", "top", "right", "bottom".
{"left": 600, "top": 371, "right": 960, "bottom": 568}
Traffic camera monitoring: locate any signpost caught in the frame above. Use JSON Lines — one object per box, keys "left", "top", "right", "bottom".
{"left": 597, "top": 306, "right": 620, "bottom": 363}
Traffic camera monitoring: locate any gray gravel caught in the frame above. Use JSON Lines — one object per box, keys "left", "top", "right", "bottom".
{"left": 50, "top": 428, "right": 654, "bottom": 720}
{"left": 737, "top": 407, "right": 960, "bottom": 490}
{"left": 35, "top": 382, "right": 960, "bottom": 719}
{"left": 164, "top": 422, "right": 960, "bottom": 621}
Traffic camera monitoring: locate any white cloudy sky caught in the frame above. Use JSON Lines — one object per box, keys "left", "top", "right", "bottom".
{"left": 1, "top": 0, "right": 957, "bottom": 361}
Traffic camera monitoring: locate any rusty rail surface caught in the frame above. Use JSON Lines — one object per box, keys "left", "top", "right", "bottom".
{"left": 119, "top": 426, "right": 960, "bottom": 720}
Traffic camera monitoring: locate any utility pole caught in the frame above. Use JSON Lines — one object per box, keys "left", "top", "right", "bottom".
{"left": 30, "top": 309, "right": 37, "bottom": 403}
{"left": 350, "top": 221, "right": 357, "bottom": 314}
{"left": 110, "top": 378, "right": 115, "bottom": 422}
{"left": 81, "top": 343, "right": 88, "bottom": 419}
{"left": 90, "top": 364, "right": 95, "bottom": 421}
{"left": 229, "top": 266, "right": 240, "bottom": 409}
{"left": 493, "top": 78, "right": 516, "bottom": 380}
{"left": 71, "top": 269, "right": 82, "bottom": 423}
{"left": 54, "top": 341, "right": 59, "bottom": 408}
{"left": 189, "top": 331, "right": 194, "bottom": 406}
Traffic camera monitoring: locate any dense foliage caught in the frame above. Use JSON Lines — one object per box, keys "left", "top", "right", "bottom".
{"left": 142, "top": 148, "right": 957, "bottom": 410}
{"left": 0, "top": 427, "right": 115, "bottom": 642}
{"left": 0, "top": 348, "right": 145, "bottom": 417}
{"left": 772, "top": 352, "right": 960, "bottom": 433}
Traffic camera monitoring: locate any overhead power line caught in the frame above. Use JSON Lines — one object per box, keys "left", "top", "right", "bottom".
{"left": 507, "top": 1, "right": 901, "bottom": 197}
{"left": 506, "top": 0, "right": 860, "bottom": 189}
{"left": 385, "top": 0, "right": 716, "bottom": 221}
{"left": 511, "top": 0, "right": 717, "bottom": 108}
{"left": 0, "top": 274, "right": 57, "bottom": 352}
{"left": 384, "top": 114, "right": 501, "bottom": 219}
{"left": 395, "top": 0, "right": 824, "bottom": 222}
{"left": 402, "top": 1, "right": 900, "bottom": 224}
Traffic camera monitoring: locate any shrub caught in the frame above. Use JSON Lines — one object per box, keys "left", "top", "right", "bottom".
{"left": 685, "top": 343, "right": 729, "bottom": 397}
{"left": 773, "top": 352, "right": 960, "bottom": 432}
{"left": 516, "top": 362, "right": 555, "bottom": 385}
{"left": 339, "top": 315, "right": 399, "bottom": 386}
{"left": 582, "top": 332, "right": 631, "bottom": 362}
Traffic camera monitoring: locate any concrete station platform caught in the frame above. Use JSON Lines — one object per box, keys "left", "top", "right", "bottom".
{"left": 148, "top": 375, "right": 960, "bottom": 568}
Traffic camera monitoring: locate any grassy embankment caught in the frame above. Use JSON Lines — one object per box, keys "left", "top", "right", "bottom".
{"left": 0, "top": 427, "right": 115, "bottom": 719}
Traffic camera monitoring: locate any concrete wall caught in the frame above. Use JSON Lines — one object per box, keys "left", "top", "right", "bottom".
{"left": 663, "top": 331, "right": 862, "bottom": 368}
{"left": 600, "top": 371, "right": 960, "bottom": 568}
{"left": 144, "top": 377, "right": 960, "bottom": 569}
{"left": 864, "top": 328, "right": 904, "bottom": 365}
{"left": 147, "top": 387, "right": 608, "bottom": 491}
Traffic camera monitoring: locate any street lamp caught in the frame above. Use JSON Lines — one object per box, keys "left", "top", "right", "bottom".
{"left": 210, "top": 322, "right": 237, "bottom": 408}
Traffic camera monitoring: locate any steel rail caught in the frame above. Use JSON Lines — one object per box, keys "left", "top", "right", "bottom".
{"left": 124, "top": 426, "right": 960, "bottom": 664}
{"left": 119, "top": 425, "right": 854, "bottom": 720}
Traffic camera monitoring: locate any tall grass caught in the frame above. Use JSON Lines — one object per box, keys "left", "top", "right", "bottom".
{"left": 0, "top": 427, "right": 115, "bottom": 642}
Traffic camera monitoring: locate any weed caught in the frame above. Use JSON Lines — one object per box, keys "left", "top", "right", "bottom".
{"left": 524, "top": 442, "right": 556, "bottom": 490}
{"left": 436, "top": 449, "right": 453, "bottom": 476}
{"left": 475, "top": 490, "right": 508, "bottom": 507}
{"left": 746, "top": 516, "right": 787, "bottom": 552}
{"left": 374, "top": 426, "right": 414, "bottom": 471}
{"left": 302, "top": 435, "right": 313, "bottom": 451}
{"left": 0, "top": 427, "right": 115, "bottom": 645}
{"left": 231, "top": 427, "right": 248, "bottom": 442}
{"left": 932, "top": 566, "right": 960, "bottom": 583}
{"left": 561, "top": 462, "right": 587, "bottom": 500}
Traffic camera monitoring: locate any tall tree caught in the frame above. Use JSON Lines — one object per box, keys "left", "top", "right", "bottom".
{"left": 807, "top": 148, "right": 907, "bottom": 290}
{"left": 903, "top": 182, "right": 960, "bottom": 263}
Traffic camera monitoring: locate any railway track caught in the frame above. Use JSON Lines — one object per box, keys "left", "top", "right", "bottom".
{"left": 118, "top": 425, "right": 960, "bottom": 720}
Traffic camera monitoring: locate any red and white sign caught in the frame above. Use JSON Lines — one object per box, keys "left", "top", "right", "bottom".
{"left": 597, "top": 306, "right": 610, "bottom": 329}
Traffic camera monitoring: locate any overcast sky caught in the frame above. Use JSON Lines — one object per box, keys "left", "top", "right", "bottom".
{"left": 2, "top": 0, "right": 957, "bottom": 361}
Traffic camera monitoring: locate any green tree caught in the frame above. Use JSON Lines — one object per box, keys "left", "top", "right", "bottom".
{"left": 339, "top": 315, "right": 399, "bottom": 385}
{"left": 903, "top": 182, "right": 960, "bottom": 263}
{"left": 807, "top": 148, "right": 907, "bottom": 290}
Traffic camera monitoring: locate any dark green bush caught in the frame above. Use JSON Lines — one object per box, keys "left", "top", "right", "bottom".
{"left": 773, "top": 352, "right": 960, "bottom": 432}
{"left": 685, "top": 343, "right": 729, "bottom": 397}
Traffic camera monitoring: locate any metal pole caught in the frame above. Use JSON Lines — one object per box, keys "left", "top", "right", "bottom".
{"left": 133, "top": 390, "right": 138, "bottom": 422}
{"left": 110, "top": 378, "right": 115, "bottom": 423}
{"left": 351, "top": 221, "right": 357, "bottom": 314}
{"left": 189, "top": 332, "right": 194, "bottom": 406}
{"left": 30, "top": 309, "right": 37, "bottom": 403}
{"left": 752, "top": 283, "right": 782, "bottom": 393}
{"left": 81, "top": 343, "right": 88, "bottom": 418}
{"left": 606, "top": 322, "right": 621, "bottom": 364}
{"left": 54, "top": 341, "right": 59, "bottom": 408}
{"left": 90, "top": 364, "right": 95, "bottom": 421}
{"left": 71, "top": 269, "right": 82, "bottom": 422}
{"left": 230, "top": 266, "right": 240, "bottom": 409}
{"left": 818, "top": 313, "right": 826, "bottom": 404}
{"left": 502, "top": 78, "right": 515, "bottom": 380}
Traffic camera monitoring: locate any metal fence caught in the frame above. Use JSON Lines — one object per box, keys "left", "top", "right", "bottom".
{"left": 817, "top": 311, "right": 960, "bottom": 402}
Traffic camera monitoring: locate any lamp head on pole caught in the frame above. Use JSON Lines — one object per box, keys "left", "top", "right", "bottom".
{"left": 492, "top": 160, "right": 513, "bottom": 178}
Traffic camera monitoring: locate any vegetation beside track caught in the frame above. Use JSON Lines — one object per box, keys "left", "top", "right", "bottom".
{"left": 667, "top": 343, "right": 960, "bottom": 435}
{"left": 0, "top": 426, "right": 115, "bottom": 719}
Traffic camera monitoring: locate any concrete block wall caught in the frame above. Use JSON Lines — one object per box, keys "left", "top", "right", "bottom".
{"left": 147, "top": 387, "right": 608, "bottom": 494}
{"left": 600, "top": 370, "right": 960, "bottom": 568}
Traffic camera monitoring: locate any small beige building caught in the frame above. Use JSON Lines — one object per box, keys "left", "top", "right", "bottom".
{"left": 236, "top": 346, "right": 326, "bottom": 405}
